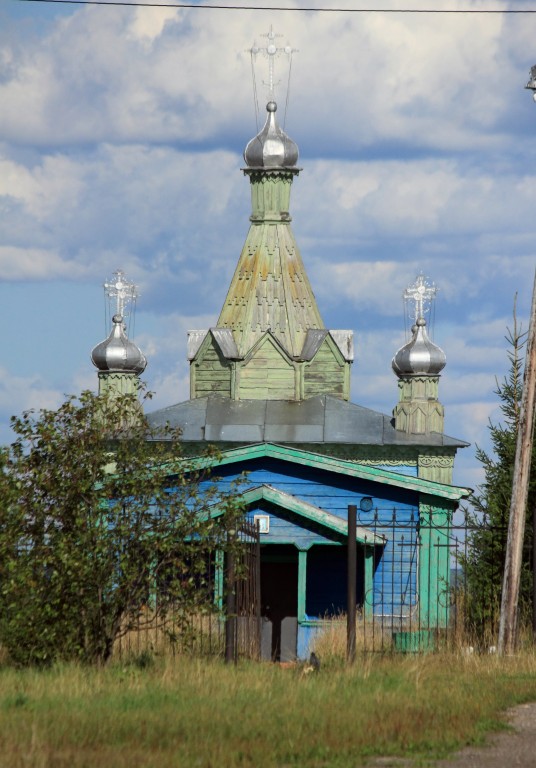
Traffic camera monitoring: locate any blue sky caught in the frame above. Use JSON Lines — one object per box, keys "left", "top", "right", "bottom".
{"left": 1, "top": 0, "right": 536, "bottom": 493}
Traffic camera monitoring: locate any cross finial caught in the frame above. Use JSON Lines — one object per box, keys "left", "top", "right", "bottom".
{"left": 403, "top": 273, "right": 437, "bottom": 322}
{"left": 249, "top": 26, "right": 297, "bottom": 101}
{"left": 104, "top": 269, "right": 139, "bottom": 319}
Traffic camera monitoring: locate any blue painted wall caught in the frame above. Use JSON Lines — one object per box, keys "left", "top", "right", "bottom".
{"left": 197, "top": 456, "right": 421, "bottom": 628}
{"left": 204, "top": 457, "right": 419, "bottom": 522}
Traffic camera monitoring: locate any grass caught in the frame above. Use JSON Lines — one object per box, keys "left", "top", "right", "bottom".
{"left": 1, "top": 651, "right": 536, "bottom": 767}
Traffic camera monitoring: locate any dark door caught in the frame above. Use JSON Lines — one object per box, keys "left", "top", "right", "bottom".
{"left": 260, "top": 546, "right": 298, "bottom": 661}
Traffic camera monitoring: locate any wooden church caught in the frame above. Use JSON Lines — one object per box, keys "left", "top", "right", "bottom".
{"left": 92, "top": 40, "right": 470, "bottom": 660}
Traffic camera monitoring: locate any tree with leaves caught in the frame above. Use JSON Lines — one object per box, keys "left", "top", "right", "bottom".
{"left": 462, "top": 309, "right": 536, "bottom": 636}
{"left": 0, "top": 390, "right": 244, "bottom": 666}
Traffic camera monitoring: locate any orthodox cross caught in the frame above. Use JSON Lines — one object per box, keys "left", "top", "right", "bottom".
{"left": 249, "top": 26, "right": 296, "bottom": 100}
{"left": 104, "top": 269, "right": 138, "bottom": 319}
{"left": 403, "top": 274, "right": 437, "bottom": 321}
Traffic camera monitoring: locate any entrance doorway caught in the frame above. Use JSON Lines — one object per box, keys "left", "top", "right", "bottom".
{"left": 260, "top": 545, "right": 298, "bottom": 661}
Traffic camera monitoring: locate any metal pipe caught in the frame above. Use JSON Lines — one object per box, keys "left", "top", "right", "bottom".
{"left": 347, "top": 504, "right": 357, "bottom": 664}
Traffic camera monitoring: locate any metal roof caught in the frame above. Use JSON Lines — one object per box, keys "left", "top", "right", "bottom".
{"left": 147, "top": 394, "right": 468, "bottom": 448}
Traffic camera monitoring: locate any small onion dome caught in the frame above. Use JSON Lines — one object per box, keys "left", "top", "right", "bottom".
{"left": 91, "top": 314, "right": 147, "bottom": 374}
{"left": 244, "top": 101, "right": 299, "bottom": 169}
{"left": 392, "top": 317, "right": 446, "bottom": 377}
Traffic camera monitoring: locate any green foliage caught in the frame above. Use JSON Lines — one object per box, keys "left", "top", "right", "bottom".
{"left": 462, "top": 309, "right": 536, "bottom": 635}
{"left": 0, "top": 390, "right": 245, "bottom": 666}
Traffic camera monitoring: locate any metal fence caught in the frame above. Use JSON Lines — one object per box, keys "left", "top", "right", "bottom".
{"left": 351, "top": 508, "right": 513, "bottom": 653}
{"left": 113, "top": 507, "right": 532, "bottom": 659}
{"left": 114, "top": 520, "right": 261, "bottom": 661}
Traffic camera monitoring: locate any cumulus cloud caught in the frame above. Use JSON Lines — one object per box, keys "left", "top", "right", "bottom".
{"left": 1, "top": 0, "right": 534, "bottom": 493}
{"left": 0, "top": 0, "right": 530, "bottom": 154}
{"left": 0, "top": 367, "right": 65, "bottom": 443}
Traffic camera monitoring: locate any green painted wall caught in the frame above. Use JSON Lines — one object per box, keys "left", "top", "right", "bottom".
{"left": 191, "top": 335, "right": 232, "bottom": 399}
{"left": 238, "top": 336, "right": 296, "bottom": 400}
{"left": 393, "top": 375, "right": 445, "bottom": 435}
{"left": 303, "top": 337, "right": 349, "bottom": 400}
{"left": 98, "top": 371, "right": 140, "bottom": 398}
{"left": 418, "top": 496, "right": 453, "bottom": 629}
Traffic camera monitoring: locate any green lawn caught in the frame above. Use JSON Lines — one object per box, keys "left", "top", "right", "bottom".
{"left": 1, "top": 652, "right": 536, "bottom": 767}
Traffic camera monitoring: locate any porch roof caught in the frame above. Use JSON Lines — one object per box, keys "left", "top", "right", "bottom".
{"left": 182, "top": 442, "right": 471, "bottom": 502}
{"left": 238, "top": 484, "right": 385, "bottom": 546}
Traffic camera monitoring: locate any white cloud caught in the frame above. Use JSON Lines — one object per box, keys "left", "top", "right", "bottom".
{"left": 0, "top": 0, "right": 533, "bottom": 497}
{"left": 0, "top": 247, "right": 86, "bottom": 280}
{"left": 0, "top": 367, "right": 65, "bottom": 443}
{"left": 126, "top": 7, "right": 180, "bottom": 44}
{"left": 0, "top": 0, "right": 529, "bottom": 153}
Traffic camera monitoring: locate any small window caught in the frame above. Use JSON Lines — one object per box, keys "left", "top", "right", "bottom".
{"left": 254, "top": 514, "right": 270, "bottom": 534}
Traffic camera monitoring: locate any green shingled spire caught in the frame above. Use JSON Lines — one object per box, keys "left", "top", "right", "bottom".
{"left": 189, "top": 101, "right": 353, "bottom": 402}
{"left": 217, "top": 165, "right": 324, "bottom": 359}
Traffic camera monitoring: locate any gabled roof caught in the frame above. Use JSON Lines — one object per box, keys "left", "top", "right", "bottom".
{"left": 147, "top": 394, "right": 469, "bottom": 450}
{"left": 187, "top": 329, "right": 239, "bottom": 361}
{"left": 301, "top": 329, "right": 354, "bottom": 362}
{"left": 173, "top": 442, "right": 471, "bottom": 502}
{"left": 209, "top": 483, "right": 385, "bottom": 545}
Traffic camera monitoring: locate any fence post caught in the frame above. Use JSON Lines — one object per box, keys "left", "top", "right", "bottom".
{"left": 347, "top": 504, "right": 357, "bottom": 664}
{"left": 255, "top": 521, "right": 262, "bottom": 660}
{"left": 225, "top": 531, "right": 237, "bottom": 665}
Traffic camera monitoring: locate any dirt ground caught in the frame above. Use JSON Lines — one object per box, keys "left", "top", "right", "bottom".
{"left": 436, "top": 701, "right": 536, "bottom": 767}
{"left": 368, "top": 701, "right": 536, "bottom": 767}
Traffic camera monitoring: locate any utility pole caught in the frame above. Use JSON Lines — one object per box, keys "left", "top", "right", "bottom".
{"left": 498, "top": 69, "right": 536, "bottom": 655}
{"left": 498, "top": 269, "right": 536, "bottom": 654}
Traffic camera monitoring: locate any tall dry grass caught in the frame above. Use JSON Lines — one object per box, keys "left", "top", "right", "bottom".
{"left": 2, "top": 649, "right": 536, "bottom": 767}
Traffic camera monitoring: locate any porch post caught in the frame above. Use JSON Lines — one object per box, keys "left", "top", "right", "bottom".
{"left": 298, "top": 549, "right": 307, "bottom": 622}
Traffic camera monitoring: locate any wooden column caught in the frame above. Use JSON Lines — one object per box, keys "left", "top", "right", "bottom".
{"left": 298, "top": 550, "right": 307, "bottom": 622}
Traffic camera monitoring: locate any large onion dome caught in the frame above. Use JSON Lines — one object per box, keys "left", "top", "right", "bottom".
{"left": 244, "top": 101, "right": 299, "bottom": 168}
{"left": 392, "top": 317, "right": 446, "bottom": 377}
{"left": 91, "top": 314, "right": 147, "bottom": 374}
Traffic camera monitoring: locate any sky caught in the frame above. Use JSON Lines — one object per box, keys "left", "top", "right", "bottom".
{"left": 1, "top": 0, "right": 536, "bottom": 494}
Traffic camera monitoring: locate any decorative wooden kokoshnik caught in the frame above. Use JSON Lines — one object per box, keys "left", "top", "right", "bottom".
{"left": 93, "top": 28, "right": 470, "bottom": 659}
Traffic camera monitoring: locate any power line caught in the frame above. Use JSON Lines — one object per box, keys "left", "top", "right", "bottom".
{"left": 16, "top": 0, "right": 536, "bottom": 13}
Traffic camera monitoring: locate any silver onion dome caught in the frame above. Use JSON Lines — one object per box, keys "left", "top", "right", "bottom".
{"left": 392, "top": 317, "right": 446, "bottom": 377}
{"left": 91, "top": 314, "right": 147, "bottom": 374}
{"left": 244, "top": 101, "right": 299, "bottom": 168}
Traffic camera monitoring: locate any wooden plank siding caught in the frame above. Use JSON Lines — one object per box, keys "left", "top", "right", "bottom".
{"left": 191, "top": 335, "right": 232, "bottom": 399}
{"left": 303, "top": 338, "right": 347, "bottom": 400}
{"left": 197, "top": 457, "right": 424, "bottom": 623}
{"left": 204, "top": 458, "right": 420, "bottom": 521}
{"left": 245, "top": 501, "right": 342, "bottom": 549}
{"left": 171, "top": 448, "right": 463, "bottom": 635}
{"left": 238, "top": 336, "right": 296, "bottom": 400}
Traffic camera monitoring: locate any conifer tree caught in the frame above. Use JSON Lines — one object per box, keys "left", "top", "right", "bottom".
{"left": 463, "top": 310, "right": 536, "bottom": 636}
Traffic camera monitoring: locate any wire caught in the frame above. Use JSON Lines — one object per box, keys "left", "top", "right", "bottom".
{"left": 283, "top": 51, "right": 292, "bottom": 131}
{"left": 250, "top": 52, "right": 259, "bottom": 134}
{"left": 16, "top": 0, "right": 536, "bottom": 13}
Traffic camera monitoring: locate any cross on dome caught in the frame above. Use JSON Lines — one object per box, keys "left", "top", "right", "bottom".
{"left": 403, "top": 274, "right": 437, "bottom": 322}
{"left": 104, "top": 269, "right": 139, "bottom": 320}
{"left": 249, "top": 26, "right": 297, "bottom": 100}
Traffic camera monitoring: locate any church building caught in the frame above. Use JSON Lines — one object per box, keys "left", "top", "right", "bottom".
{"left": 91, "top": 38, "right": 470, "bottom": 660}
